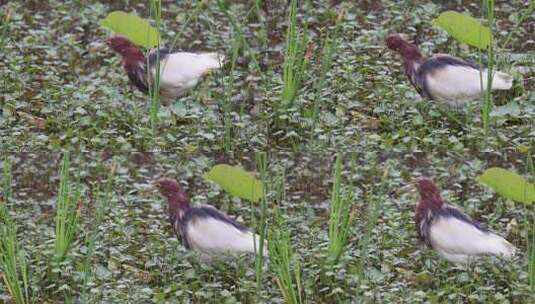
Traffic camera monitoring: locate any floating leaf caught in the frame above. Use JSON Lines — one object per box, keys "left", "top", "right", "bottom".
{"left": 100, "top": 11, "right": 159, "bottom": 48}
{"left": 479, "top": 167, "right": 535, "bottom": 204}
{"left": 433, "top": 11, "right": 491, "bottom": 49}
{"left": 204, "top": 164, "right": 263, "bottom": 203}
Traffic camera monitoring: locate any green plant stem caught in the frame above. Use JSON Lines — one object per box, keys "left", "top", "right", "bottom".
{"left": 0, "top": 158, "right": 30, "bottom": 304}
{"left": 149, "top": 0, "right": 162, "bottom": 140}
{"left": 54, "top": 152, "right": 81, "bottom": 261}
{"left": 222, "top": 33, "right": 241, "bottom": 152}
{"left": 81, "top": 164, "right": 114, "bottom": 303}
{"left": 268, "top": 168, "right": 302, "bottom": 304}
{"left": 527, "top": 145, "right": 535, "bottom": 291}
{"left": 355, "top": 164, "right": 389, "bottom": 286}
{"left": 501, "top": 1, "right": 534, "bottom": 50}
{"left": 481, "top": 0, "right": 495, "bottom": 132}
{"left": 312, "top": 9, "right": 344, "bottom": 131}
{"left": 254, "top": 152, "right": 269, "bottom": 299}
{"left": 281, "top": 0, "right": 309, "bottom": 109}
{"left": 327, "top": 153, "right": 352, "bottom": 266}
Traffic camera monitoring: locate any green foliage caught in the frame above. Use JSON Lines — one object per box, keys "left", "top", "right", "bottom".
{"left": 353, "top": 164, "right": 389, "bottom": 284}
{"left": 3, "top": 158, "right": 12, "bottom": 204}
{"left": 269, "top": 210, "right": 303, "bottom": 304}
{"left": 54, "top": 152, "right": 82, "bottom": 260}
{"left": 481, "top": 0, "right": 495, "bottom": 132}
{"left": 81, "top": 163, "right": 115, "bottom": 303}
{"left": 527, "top": 148, "right": 535, "bottom": 292}
{"left": 0, "top": 158, "right": 30, "bottom": 304}
{"left": 433, "top": 11, "right": 491, "bottom": 49}
{"left": 281, "top": 0, "right": 309, "bottom": 108}
{"left": 479, "top": 167, "right": 535, "bottom": 205}
{"left": 312, "top": 9, "right": 344, "bottom": 130}
{"left": 100, "top": 11, "right": 159, "bottom": 48}
{"left": 327, "top": 154, "right": 353, "bottom": 266}
{"left": 254, "top": 152, "right": 269, "bottom": 298}
{"left": 0, "top": 7, "right": 11, "bottom": 52}
{"left": 148, "top": 0, "right": 162, "bottom": 139}
{"left": 204, "top": 164, "right": 264, "bottom": 203}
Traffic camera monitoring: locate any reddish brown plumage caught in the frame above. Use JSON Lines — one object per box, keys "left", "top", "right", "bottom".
{"left": 153, "top": 178, "right": 190, "bottom": 217}
{"left": 107, "top": 36, "right": 144, "bottom": 63}
{"left": 415, "top": 177, "right": 444, "bottom": 210}
{"left": 414, "top": 177, "right": 444, "bottom": 245}
{"left": 154, "top": 178, "right": 266, "bottom": 256}
{"left": 386, "top": 34, "right": 425, "bottom": 66}
{"left": 412, "top": 177, "right": 516, "bottom": 263}
{"left": 386, "top": 33, "right": 513, "bottom": 104}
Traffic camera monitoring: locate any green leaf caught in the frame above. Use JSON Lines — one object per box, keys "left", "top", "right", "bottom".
{"left": 479, "top": 167, "right": 535, "bottom": 205}
{"left": 100, "top": 11, "right": 159, "bottom": 48}
{"left": 204, "top": 164, "right": 264, "bottom": 203}
{"left": 433, "top": 11, "right": 491, "bottom": 49}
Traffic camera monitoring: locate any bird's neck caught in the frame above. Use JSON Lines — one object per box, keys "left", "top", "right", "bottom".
{"left": 418, "top": 194, "right": 444, "bottom": 212}
{"left": 403, "top": 55, "right": 425, "bottom": 74}
{"left": 399, "top": 45, "right": 425, "bottom": 74}
{"left": 167, "top": 194, "right": 190, "bottom": 220}
{"left": 124, "top": 58, "right": 146, "bottom": 74}
{"left": 123, "top": 56, "right": 149, "bottom": 93}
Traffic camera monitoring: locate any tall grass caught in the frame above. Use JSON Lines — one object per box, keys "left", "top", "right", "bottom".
{"left": 311, "top": 9, "right": 344, "bottom": 130}
{"left": 281, "top": 0, "right": 309, "bottom": 109}
{"left": 268, "top": 168, "right": 303, "bottom": 304}
{"left": 327, "top": 153, "right": 353, "bottom": 266}
{"left": 480, "top": 0, "right": 495, "bottom": 132}
{"left": 527, "top": 146, "right": 535, "bottom": 292}
{"left": 501, "top": 1, "right": 534, "bottom": 50}
{"left": 217, "top": 1, "right": 264, "bottom": 80}
{"left": 0, "top": 8, "right": 10, "bottom": 52}
{"left": 221, "top": 30, "right": 241, "bottom": 152}
{"left": 217, "top": 1, "right": 270, "bottom": 148}
{"left": 80, "top": 163, "right": 115, "bottom": 303}
{"left": 354, "top": 164, "right": 390, "bottom": 284}
{"left": 54, "top": 152, "right": 81, "bottom": 261}
{"left": 0, "top": 158, "right": 30, "bottom": 304}
{"left": 148, "top": 0, "right": 162, "bottom": 138}
{"left": 254, "top": 152, "right": 269, "bottom": 298}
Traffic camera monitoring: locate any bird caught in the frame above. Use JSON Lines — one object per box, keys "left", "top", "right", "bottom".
{"left": 153, "top": 178, "right": 267, "bottom": 258}
{"left": 107, "top": 36, "right": 225, "bottom": 105}
{"left": 386, "top": 34, "right": 513, "bottom": 106}
{"left": 414, "top": 177, "right": 515, "bottom": 264}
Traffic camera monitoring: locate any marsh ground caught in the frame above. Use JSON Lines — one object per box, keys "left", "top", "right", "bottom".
{"left": 1, "top": 0, "right": 534, "bottom": 303}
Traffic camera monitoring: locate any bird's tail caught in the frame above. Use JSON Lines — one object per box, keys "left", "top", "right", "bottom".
{"left": 488, "top": 70, "right": 513, "bottom": 90}
{"left": 253, "top": 235, "right": 269, "bottom": 257}
{"left": 487, "top": 234, "right": 516, "bottom": 258}
{"left": 201, "top": 53, "right": 225, "bottom": 69}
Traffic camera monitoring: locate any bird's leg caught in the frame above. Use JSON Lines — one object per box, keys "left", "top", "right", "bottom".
{"left": 433, "top": 103, "right": 464, "bottom": 128}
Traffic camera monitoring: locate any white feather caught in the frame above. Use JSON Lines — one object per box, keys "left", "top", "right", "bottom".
{"left": 186, "top": 216, "right": 267, "bottom": 257}
{"left": 425, "top": 65, "right": 513, "bottom": 105}
{"left": 429, "top": 216, "right": 515, "bottom": 264}
{"left": 150, "top": 52, "right": 225, "bottom": 102}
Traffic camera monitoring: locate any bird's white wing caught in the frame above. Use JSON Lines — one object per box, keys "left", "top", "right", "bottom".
{"left": 425, "top": 65, "right": 512, "bottom": 103}
{"left": 186, "top": 217, "right": 264, "bottom": 255}
{"left": 156, "top": 52, "right": 224, "bottom": 90}
{"left": 429, "top": 216, "right": 515, "bottom": 259}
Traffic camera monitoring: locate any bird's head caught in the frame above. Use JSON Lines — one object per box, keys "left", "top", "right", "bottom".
{"left": 414, "top": 177, "right": 443, "bottom": 209}
{"left": 386, "top": 34, "right": 424, "bottom": 62}
{"left": 107, "top": 36, "right": 144, "bottom": 60}
{"left": 386, "top": 34, "right": 405, "bottom": 51}
{"left": 153, "top": 178, "right": 190, "bottom": 209}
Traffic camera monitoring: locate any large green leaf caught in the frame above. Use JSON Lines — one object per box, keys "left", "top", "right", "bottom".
{"left": 433, "top": 11, "right": 491, "bottom": 49}
{"left": 100, "top": 11, "right": 159, "bottom": 48}
{"left": 204, "top": 165, "right": 264, "bottom": 203}
{"left": 479, "top": 167, "right": 535, "bottom": 205}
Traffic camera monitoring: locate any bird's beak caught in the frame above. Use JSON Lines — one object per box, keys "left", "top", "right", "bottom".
{"left": 398, "top": 182, "right": 417, "bottom": 194}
